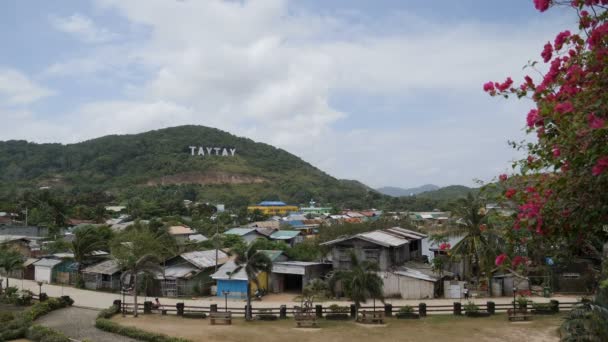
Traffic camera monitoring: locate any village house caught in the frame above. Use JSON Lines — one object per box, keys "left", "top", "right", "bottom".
{"left": 168, "top": 225, "right": 198, "bottom": 245}
{"left": 81, "top": 259, "right": 122, "bottom": 291}
{"left": 159, "top": 249, "right": 230, "bottom": 297}
{"left": 223, "top": 227, "right": 267, "bottom": 244}
{"left": 321, "top": 227, "right": 447, "bottom": 299}
{"left": 270, "top": 261, "right": 331, "bottom": 293}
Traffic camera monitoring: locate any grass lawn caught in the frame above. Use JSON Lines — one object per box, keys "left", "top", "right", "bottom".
{"left": 112, "top": 313, "right": 563, "bottom": 342}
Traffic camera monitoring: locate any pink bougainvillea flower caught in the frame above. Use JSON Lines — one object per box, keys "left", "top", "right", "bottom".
{"left": 526, "top": 109, "right": 540, "bottom": 128}
{"left": 439, "top": 243, "right": 451, "bottom": 251}
{"left": 496, "top": 77, "right": 513, "bottom": 92}
{"left": 588, "top": 113, "right": 605, "bottom": 129}
{"left": 541, "top": 42, "right": 553, "bottom": 62}
{"left": 495, "top": 253, "right": 508, "bottom": 266}
{"left": 552, "top": 146, "right": 561, "bottom": 157}
{"left": 483, "top": 81, "right": 495, "bottom": 93}
{"left": 555, "top": 101, "right": 574, "bottom": 114}
{"left": 533, "top": 0, "right": 551, "bottom": 12}
{"left": 511, "top": 256, "right": 528, "bottom": 267}
{"left": 554, "top": 30, "right": 571, "bottom": 50}
{"left": 479, "top": 224, "right": 487, "bottom": 232}
{"left": 499, "top": 174, "right": 508, "bottom": 182}
{"left": 592, "top": 156, "right": 608, "bottom": 176}
{"left": 505, "top": 188, "right": 517, "bottom": 199}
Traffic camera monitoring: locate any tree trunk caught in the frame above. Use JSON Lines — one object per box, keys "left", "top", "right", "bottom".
{"left": 5, "top": 277, "right": 9, "bottom": 289}
{"left": 246, "top": 282, "right": 252, "bottom": 321}
{"left": 133, "top": 273, "right": 139, "bottom": 317}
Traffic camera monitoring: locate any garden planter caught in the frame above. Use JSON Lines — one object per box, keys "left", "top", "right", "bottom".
{"left": 396, "top": 313, "right": 420, "bottom": 319}
{"left": 325, "top": 313, "right": 350, "bottom": 320}
{"left": 465, "top": 311, "right": 491, "bottom": 317}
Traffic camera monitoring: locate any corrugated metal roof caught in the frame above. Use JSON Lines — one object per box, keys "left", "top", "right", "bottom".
{"left": 33, "top": 258, "right": 63, "bottom": 268}
{"left": 82, "top": 259, "right": 121, "bottom": 275}
{"left": 168, "top": 225, "right": 195, "bottom": 236}
{"left": 211, "top": 260, "right": 247, "bottom": 281}
{"left": 286, "top": 220, "right": 305, "bottom": 227}
{"left": 163, "top": 264, "right": 200, "bottom": 279}
{"left": 224, "top": 228, "right": 256, "bottom": 236}
{"left": 269, "top": 230, "right": 300, "bottom": 239}
{"left": 320, "top": 227, "right": 427, "bottom": 247}
{"left": 189, "top": 234, "right": 208, "bottom": 242}
{"left": 259, "top": 201, "right": 287, "bottom": 206}
{"left": 24, "top": 258, "right": 39, "bottom": 267}
{"left": 181, "top": 250, "right": 229, "bottom": 269}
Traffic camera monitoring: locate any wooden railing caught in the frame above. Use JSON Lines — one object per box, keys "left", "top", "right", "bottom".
{"left": 117, "top": 300, "right": 579, "bottom": 318}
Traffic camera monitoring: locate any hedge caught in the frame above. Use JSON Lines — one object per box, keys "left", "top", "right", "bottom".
{"left": 26, "top": 325, "right": 70, "bottom": 342}
{"left": 95, "top": 318, "right": 192, "bottom": 342}
{"left": 0, "top": 296, "right": 73, "bottom": 342}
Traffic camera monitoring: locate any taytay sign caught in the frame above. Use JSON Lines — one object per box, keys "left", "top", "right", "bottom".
{"left": 189, "top": 146, "right": 237, "bottom": 157}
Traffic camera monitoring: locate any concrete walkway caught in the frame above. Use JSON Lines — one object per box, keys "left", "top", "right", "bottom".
{"left": 9, "top": 277, "right": 581, "bottom": 310}
{"left": 36, "top": 307, "right": 136, "bottom": 342}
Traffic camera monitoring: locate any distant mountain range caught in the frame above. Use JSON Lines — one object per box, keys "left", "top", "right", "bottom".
{"left": 377, "top": 184, "right": 477, "bottom": 200}
{"left": 376, "top": 184, "right": 440, "bottom": 197}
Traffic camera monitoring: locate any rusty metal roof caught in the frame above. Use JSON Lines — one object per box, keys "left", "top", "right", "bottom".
{"left": 320, "top": 227, "right": 427, "bottom": 248}
{"left": 181, "top": 250, "right": 229, "bottom": 269}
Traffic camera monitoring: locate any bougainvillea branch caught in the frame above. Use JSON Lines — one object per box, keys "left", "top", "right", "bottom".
{"left": 485, "top": 0, "right": 608, "bottom": 263}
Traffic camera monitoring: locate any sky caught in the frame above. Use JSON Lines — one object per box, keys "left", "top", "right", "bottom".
{"left": 0, "top": 0, "right": 576, "bottom": 189}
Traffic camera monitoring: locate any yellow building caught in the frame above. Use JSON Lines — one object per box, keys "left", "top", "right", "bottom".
{"left": 247, "top": 201, "right": 299, "bottom": 215}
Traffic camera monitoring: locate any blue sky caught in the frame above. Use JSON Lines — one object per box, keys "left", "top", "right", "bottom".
{"left": 0, "top": 0, "right": 575, "bottom": 188}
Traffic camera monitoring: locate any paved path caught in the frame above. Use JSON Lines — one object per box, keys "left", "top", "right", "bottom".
{"left": 36, "top": 306, "right": 136, "bottom": 342}
{"left": 9, "top": 277, "right": 580, "bottom": 309}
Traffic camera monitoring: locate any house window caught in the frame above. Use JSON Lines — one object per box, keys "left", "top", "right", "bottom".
{"left": 363, "top": 249, "right": 380, "bottom": 263}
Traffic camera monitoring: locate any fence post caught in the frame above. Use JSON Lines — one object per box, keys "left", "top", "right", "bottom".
{"left": 487, "top": 301, "right": 495, "bottom": 315}
{"left": 350, "top": 304, "right": 356, "bottom": 318}
{"left": 550, "top": 300, "right": 560, "bottom": 313}
{"left": 245, "top": 305, "right": 251, "bottom": 318}
{"left": 39, "top": 293, "right": 48, "bottom": 302}
{"left": 419, "top": 303, "right": 427, "bottom": 317}
{"left": 144, "top": 301, "right": 152, "bottom": 314}
{"left": 384, "top": 303, "right": 392, "bottom": 317}
{"left": 176, "top": 302, "right": 184, "bottom": 316}
{"left": 113, "top": 300, "right": 121, "bottom": 314}
{"left": 315, "top": 304, "right": 323, "bottom": 318}
{"left": 280, "top": 305, "right": 287, "bottom": 319}
{"left": 210, "top": 304, "right": 218, "bottom": 313}
{"left": 453, "top": 302, "right": 462, "bottom": 315}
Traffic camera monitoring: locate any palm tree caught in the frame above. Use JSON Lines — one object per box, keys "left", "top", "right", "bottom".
{"left": 0, "top": 247, "right": 24, "bottom": 289}
{"left": 448, "top": 193, "right": 502, "bottom": 285}
{"left": 111, "top": 227, "right": 168, "bottom": 317}
{"left": 71, "top": 225, "right": 111, "bottom": 287}
{"left": 229, "top": 241, "right": 273, "bottom": 321}
{"left": 119, "top": 254, "right": 164, "bottom": 317}
{"left": 329, "top": 252, "right": 384, "bottom": 317}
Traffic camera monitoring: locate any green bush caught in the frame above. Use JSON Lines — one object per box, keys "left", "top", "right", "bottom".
{"left": 464, "top": 301, "right": 479, "bottom": 313}
{"left": 95, "top": 318, "right": 192, "bottom": 342}
{"left": 0, "top": 311, "right": 14, "bottom": 323}
{"left": 0, "top": 296, "right": 70, "bottom": 341}
{"left": 328, "top": 304, "right": 349, "bottom": 313}
{"left": 26, "top": 325, "right": 70, "bottom": 342}
{"left": 532, "top": 302, "right": 552, "bottom": 311}
{"left": 398, "top": 305, "right": 414, "bottom": 314}
{"left": 98, "top": 305, "right": 119, "bottom": 319}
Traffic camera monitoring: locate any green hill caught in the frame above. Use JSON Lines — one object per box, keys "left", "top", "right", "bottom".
{"left": 416, "top": 185, "right": 478, "bottom": 201}
{"left": 0, "top": 125, "right": 384, "bottom": 208}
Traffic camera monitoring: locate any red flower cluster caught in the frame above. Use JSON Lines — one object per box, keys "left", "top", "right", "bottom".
{"left": 534, "top": 0, "right": 551, "bottom": 12}
{"left": 588, "top": 113, "right": 606, "bottom": 129}
{"left": 541, "top": 42, "right": 553, "bottom": 62}
{"left": 554, "top": 30, "right": 571, "bottom": 50}
{"left": 592, "top": 156, "right": 608, "bottom": 176}
{"left": 499, "top": 174, "right": 508, "bottom": 182}
{"left": 555, "top": 101, "right": 574, "bottom": 114}
{"left": 511, "top": 256, "right": 528, "bottom": 267}
{"left": 495, "top": 253, "right": 508, "bottom": 266}
{"left": 505, "top": 188, "right": 517, "bottom": 199}
{"left": 439, "top": 243, "right": 451, "bottom": 251}
{"left": 526, "top": 109, "right": 541, "bottom": 128}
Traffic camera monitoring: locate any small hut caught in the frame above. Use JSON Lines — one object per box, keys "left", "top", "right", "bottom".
{"left": 81, "top": 259, "right": 122, "bottom": 291}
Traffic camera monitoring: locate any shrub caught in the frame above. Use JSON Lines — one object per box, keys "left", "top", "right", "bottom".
{"left": 532, "top": 303, "right": 552, "bottom": 311}
{"left": 398, "top": 305, "right": 414, "bottom": 314}
{"left": 95, "top": 318, "right": 192, "bottom": 342}
{"left": 26, "top": 325, "right": 70, "bottom": 342}
{"left": 98, "top": 305, "right": 119, "bottom": 319}
{"left": 464, "top": 301, "right": 479, "bottom": 313}
{"left": 0, "top": 311, "right": 15, "bottom": 323}
{"left": 329, "top": 304, "right": 349, "bottom": 313}
{"left": 516, "top": 296, "right": 529, "bottom": 309}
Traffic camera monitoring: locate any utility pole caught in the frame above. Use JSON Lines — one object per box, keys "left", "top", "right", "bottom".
{"left": 24, "top": 207, "right": 28, "bottom": 226}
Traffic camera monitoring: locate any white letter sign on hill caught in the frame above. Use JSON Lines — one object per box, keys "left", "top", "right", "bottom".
{"left": 189, "top": 146, "right": 237, "bottom": 157}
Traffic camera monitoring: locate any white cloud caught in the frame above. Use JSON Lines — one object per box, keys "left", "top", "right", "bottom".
{"left": 5, "top": 1, "right": 573, "bottom": 187}
{"left": 0, "top": 68, "right": 53, "bottom": 105}
{"left": 49, "top": 13, "right": 117, "bottom": 44}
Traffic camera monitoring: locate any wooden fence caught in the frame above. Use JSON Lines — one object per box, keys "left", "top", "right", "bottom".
{"left": 116, "top": 299, "right": 580, "bottom": 318}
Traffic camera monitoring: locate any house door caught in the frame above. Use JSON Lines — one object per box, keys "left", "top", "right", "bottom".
{"left": 448, "top": 284, "right": 461, "bottom": 299}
